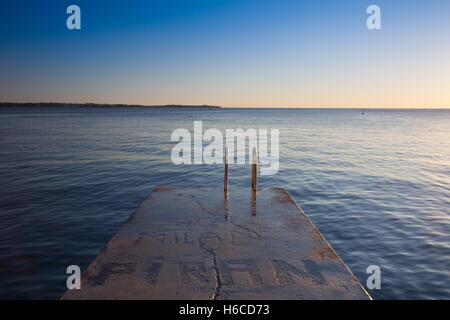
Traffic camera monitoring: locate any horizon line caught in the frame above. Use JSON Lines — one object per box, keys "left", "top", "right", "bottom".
{"left": 1, "top": 101, "right": 450, "bottom": 110}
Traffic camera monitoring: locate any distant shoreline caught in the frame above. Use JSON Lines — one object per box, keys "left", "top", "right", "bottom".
{"left": 0, "top": 102, "right": 222, "bottom": 109}
{"left": 1, "top": 103, "right": 448, "bottom": 110}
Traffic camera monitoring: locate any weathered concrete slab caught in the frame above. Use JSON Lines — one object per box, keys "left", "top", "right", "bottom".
{"left": 62, "top": 187, "right": 371, "bottom": 300}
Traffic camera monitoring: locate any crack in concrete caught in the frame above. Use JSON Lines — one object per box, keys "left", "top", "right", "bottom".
{"left": 229, "top": 222, "right": 261, "bottom": 239}
{"left": 191, "top": 195, "right": 214, "bottom": 215}
{"left": 192, "top": 194, "right": 222, "bottom": 300}
{"left": 192, "top": 194, "right": 261, "bottom": 240}
{"left": 203, "top": 246, "right": 222, "bottom": 300}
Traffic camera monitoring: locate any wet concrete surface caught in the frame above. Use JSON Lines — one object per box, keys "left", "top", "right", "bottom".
{"left": 62, "top": 187, "right": 371, "bottom": 300}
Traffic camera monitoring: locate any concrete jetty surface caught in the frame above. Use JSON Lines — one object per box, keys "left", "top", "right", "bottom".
{"left": 62, "top": 187, "right": 371, "bottom": 300}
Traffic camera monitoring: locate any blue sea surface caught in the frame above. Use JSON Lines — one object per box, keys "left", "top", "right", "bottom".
{"left": 0, "top": 106, "right": 449, "bottom": 299}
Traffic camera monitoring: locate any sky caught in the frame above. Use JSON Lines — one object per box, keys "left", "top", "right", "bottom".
{"left": 1, "top": 0, "right": 449, "bottom": 108}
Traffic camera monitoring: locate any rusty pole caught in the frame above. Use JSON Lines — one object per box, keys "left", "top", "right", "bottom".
{"left": 224, "top": 146, "right": 229, "bottom": 191}
{"left": 252, "top": 147, "right": 258, "bottom": 191}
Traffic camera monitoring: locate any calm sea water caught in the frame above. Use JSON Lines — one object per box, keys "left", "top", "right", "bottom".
{"left": 0, "top": 106, "right": 448, "bottom": 299}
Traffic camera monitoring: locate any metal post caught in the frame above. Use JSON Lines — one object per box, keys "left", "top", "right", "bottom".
{"left": 251, "top": 188, "right": 257, "bottom": 216}
{"left": 224, "top": 146, "right": 229, "bottom": 191}
{"left": 224, "top": 188, "right": 230, "bottom": 221}
{"left": 252, "top": 147, "right": 258, "bottom": 191}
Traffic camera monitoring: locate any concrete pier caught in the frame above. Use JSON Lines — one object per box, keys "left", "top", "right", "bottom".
{"left": 62, "top": 187, "right": 371, "bottom": 300}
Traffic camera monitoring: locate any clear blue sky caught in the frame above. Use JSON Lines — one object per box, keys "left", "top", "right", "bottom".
{"left": 1, "top": 0, "right": 449, "bottom": 107}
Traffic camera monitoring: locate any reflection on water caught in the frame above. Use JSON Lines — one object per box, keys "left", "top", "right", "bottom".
{"left": 0, "top": 107, "right": 449, "bottom": 299}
